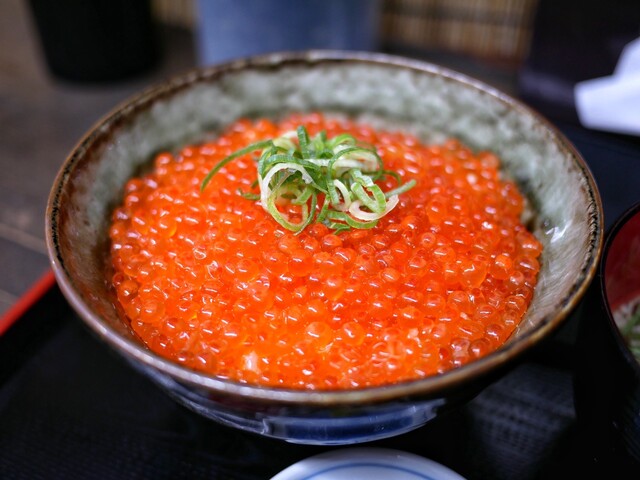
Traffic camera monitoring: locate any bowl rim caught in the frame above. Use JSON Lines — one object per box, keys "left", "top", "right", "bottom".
{"left": 45, "top": 49, "right": 604, "bottom": 405}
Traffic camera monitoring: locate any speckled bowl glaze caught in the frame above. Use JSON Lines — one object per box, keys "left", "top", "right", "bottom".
{"left": 46, "top": 51, "right": 603, "bottom": 445}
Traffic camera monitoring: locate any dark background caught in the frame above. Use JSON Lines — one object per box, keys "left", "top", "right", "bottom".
{"left": 1, "top": 0, "right": 639, "bottom": 478}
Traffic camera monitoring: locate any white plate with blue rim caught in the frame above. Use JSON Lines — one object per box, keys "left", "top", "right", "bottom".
{"left": 270, "top": 448, "right": 467, "bottom": 480}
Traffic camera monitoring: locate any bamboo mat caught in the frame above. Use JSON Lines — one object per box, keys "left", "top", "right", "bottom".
{"left": 381, "top": 0, "right": 539, "bottom": 65}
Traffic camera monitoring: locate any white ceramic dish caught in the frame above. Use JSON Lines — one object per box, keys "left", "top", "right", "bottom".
{"left": 271, "top": 448, "right": 466, "bottom": 480}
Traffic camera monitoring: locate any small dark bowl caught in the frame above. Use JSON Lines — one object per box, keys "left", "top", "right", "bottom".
{"left": 575, "top": 201, "right": 640, "bottom": 463}
{"left": 46, "top": 51, "right": 603, "bottom": 444}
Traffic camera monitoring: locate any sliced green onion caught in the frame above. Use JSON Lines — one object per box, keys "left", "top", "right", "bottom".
{"left": 237, "top": 189, "right": 260, "bottom": 200}
{"left": 292, "top": 185, "right": 314, "bottom": 206}
{"left": 332, "top": 179, "right": 352, "bottom": 211}
{"left": 349, "top": 195, "right": 399, "bottom": 222}
{"left": 384, "top": 179, "right": 417, "bottom": 199}
{"left": 326, "top": 210, "right": 378, "bottom": 229}
{"left": 201, "top": 125, "right": 416, "bottom": 233}
{"left": 201, "top": 140, "right": 272, "bottom": 191}
{"left": 351, "top": 182, "right": 383, "bottom": 213}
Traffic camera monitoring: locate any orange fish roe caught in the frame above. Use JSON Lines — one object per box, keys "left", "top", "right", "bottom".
{"left": 109, "top": 113, "right": 542, "bottom": 390}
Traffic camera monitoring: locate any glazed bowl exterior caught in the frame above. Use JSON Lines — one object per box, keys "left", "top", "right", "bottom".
{"left": 46, "top": 51, "right": 603, "bottom": 444}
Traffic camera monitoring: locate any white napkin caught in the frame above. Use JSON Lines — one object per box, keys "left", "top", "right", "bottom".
{"left": 575, "top": 37, "right": 640, "bottom": 136}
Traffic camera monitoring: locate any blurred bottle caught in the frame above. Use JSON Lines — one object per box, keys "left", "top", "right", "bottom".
{"left": 28, "top": 0, "right": 160, "bottom": 83}
{"left": 195, "top": 0, "right": 382, "bottom": 66}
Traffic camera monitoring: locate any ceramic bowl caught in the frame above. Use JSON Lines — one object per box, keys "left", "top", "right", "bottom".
{"left": 46, "top": 51, "right": 603, "bottom": 445}
{"left": 575, "top": 201, "right": 640, "bottom": 464}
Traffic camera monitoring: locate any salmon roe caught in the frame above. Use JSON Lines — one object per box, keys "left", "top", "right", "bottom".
{"left": 109, "top": 113, "right": 542, "bottom": 390}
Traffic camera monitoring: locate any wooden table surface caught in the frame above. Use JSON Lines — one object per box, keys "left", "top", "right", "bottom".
{"left": 0, "top": 0, "right": 198, "bottom": 315}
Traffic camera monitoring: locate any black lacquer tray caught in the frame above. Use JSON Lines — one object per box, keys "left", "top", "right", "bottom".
{"left": 1, "top": 123, "right": 639, "bottom": 480}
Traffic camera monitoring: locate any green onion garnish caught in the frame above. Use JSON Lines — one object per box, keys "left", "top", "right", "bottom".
{"left": 621, "top": 305, "right": 640, "bottom": 360}
{"left": 201, "top": 126, "right": 416, "bottom": 234}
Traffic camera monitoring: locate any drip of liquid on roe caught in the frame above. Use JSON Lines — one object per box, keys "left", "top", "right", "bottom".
{"left": 109, "top": 113, "right": 542, "bottom": 390}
